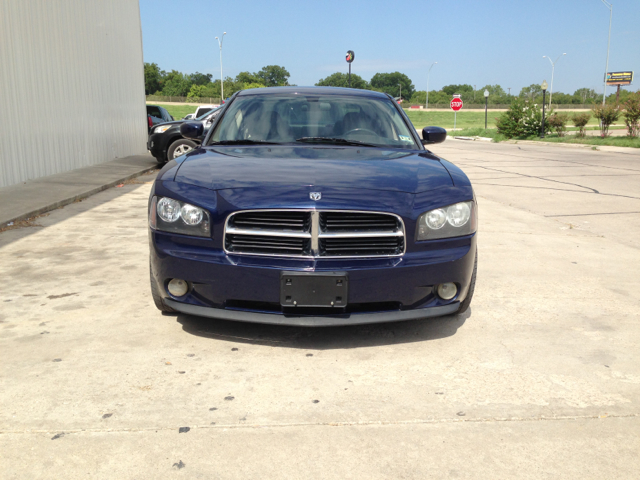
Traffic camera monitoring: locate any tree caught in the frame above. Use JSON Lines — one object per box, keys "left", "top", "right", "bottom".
{"left": 442, "top": 84, "right": 474, "bottom": 95}
{"left": 256, "top": 65, "right": 290, "bottom": 87}
{"left": 316, "top": 72, "right": 370, "bottom": 89}
{"left": 496, "top": 98, "right": 550, "bottom": 138}
{"left": 144, "top": 62, "right": 165, "bottom": 95}
{"left": 574, "top": 88, "right": 598, "bottom": 103}
{"left": 621, "top": 90, "right": 640, "bottom": 137}
{"left": 519, "top": 83, "right": 543, "bottom": 101}
{"left": 592, "top": 104, "right": 620, "bottom": 136}
{"left": 187, "top": 83, "right": 218, "bottom": 100}
{"left": 480, "top": 84, "right": 506, "bottom": 97}
{"left": 189, "top": 72, "right": 212, "bottom": 86}
{"left": 236, "top": 71, "right": 262, "bottom": 85}
{"left": 370, "top": 72, "right": 415, "bottom": 100}
{"left": 161, "top": 70, "right": 192, "bottom": 96}
{"left": 243, "top": 82, "right": 266, "bottom": 90}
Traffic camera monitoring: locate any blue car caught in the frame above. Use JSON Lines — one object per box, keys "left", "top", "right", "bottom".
{"left": 148, "top": 87, "right": 477, "bottom": 327}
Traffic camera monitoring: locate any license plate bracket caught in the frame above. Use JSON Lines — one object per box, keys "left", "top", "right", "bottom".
{"left": 280, "top": 272, "right": 348, "bottom": 308}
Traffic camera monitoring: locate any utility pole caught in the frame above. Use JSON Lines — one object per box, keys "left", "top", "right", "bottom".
{"left": 215, "top": 32, "right": 227, "bottom": 102}
{"left": 601, "top": 0, "right": 612, "bottom": 105}
{"left": 426, "top": 62, "right": 437, "bottom": 109}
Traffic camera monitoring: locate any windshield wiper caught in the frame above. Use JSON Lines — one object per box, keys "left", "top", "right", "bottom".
{"left": 295, "top": 137, "right": 381, "bottom": 148}
{"left": 212, "top": 139, "right": 281, "bottom": 145}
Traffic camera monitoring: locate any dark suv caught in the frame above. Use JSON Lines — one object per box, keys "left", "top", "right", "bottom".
{"left": 147, "top": 105, "right": 173, "bottom": 132}
{"left": 147, "top": 108, "right": 221, "bottom": 164}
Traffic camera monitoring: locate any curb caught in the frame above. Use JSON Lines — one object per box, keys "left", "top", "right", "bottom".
{"left": 1, "top": 164, "right": 158, "bottom": 229}
{"left": 500, "top": 139, "right": 640, "bottom": 154}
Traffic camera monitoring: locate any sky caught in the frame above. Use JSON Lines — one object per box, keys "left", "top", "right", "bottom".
{"left": 139, "top": 0, "right": 640, "bottom": 96}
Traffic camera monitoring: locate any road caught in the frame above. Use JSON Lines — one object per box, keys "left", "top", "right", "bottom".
{"left": 1, "top": 142, "right": 639, "bottom": 479}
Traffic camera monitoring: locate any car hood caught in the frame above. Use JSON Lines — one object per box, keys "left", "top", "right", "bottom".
{"left": 154, "top": 120, "right": 188, "bottom": 129}
{"left": 172, "top": 145, "right": 453, "bottom": 194}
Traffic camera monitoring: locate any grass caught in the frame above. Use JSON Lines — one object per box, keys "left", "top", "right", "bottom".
{"left": 449, "top": 127, "right": 640, "bottom": 148}
{"left": 406, "top": 111, "right": 499, "bottom": 130}
{"left": 527, "top": 134, "right": 640, "bottom": 148}
{"left": 405, "top": 109, "right": 615, "bottom": 131}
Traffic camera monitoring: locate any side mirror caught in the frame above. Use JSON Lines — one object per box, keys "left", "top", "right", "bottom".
{"left": 421, "top": 126, "right": 447, "bottom": 145}
{"left": 180, "top": 122, "right": 204, "bottom": 139}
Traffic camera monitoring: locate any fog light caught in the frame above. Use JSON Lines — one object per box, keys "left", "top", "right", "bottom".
{"left": 167, "top": 278, "right": 188, "bottom": 297}
{"left": 437, "top": 283, "right": 457, "bottom": 300}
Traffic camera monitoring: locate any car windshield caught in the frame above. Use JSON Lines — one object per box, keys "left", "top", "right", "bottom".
{"left": 208, "top": 93, "right": 420, "bottom": 150}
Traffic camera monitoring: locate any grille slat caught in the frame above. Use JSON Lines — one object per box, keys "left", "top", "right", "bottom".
{"left": 226, "top": 234, "right": 310, "bottom": 255}
{"left": 225, "top": 210, "right": 404, "bottom": 257}
{"left": 230, "top": 211, "right": 310, "bottom": 232}
{"left": 320, "top": 212, "right": 399, "bottom": 232}
{"left": 321, "top": 237, "right": 404, "bottom": 256}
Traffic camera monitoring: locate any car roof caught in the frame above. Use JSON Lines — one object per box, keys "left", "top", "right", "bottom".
{"left": 236, "top": 86, "right": 390, "bottom": 99}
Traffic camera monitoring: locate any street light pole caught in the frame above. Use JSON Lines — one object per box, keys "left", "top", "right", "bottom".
{"left": 601, "top": 0, "right": 612, "bottom": 105}
{"left": 399, "top": 83, "right": 401, "bottom": 102}
{"left": 540, "top": 80, "right": 548, "bottom": 138}
{"left": 426, "top": 62, "right": 437, "bottom": 109}
{"left": 542, "top": 53, "right": 566, "bottom": 107}
{"left": 484, "top": 89, "right": 489, "bottom": 129}
{"left": 215, "top": 32, "right": 227, "bottom": 103}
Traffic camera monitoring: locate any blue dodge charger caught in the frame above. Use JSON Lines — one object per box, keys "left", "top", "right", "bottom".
{"left": 149, "top": 87, "right": 477, "bottom": 326}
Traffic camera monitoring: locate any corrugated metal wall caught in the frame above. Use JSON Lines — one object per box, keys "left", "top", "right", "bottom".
{"left": 0, "top": 0, "right": 148, "bottom": 188}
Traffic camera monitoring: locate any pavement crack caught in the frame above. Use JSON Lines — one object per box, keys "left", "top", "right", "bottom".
{"left": 2, "top": 413, "right": 637, "bottom": 435}
{"left": 472, "top": 165, "right": 640, "bottom": 200}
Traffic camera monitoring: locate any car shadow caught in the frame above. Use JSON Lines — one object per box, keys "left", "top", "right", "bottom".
{"left": 175, "top": 308, "right": 470, "bottom": 350}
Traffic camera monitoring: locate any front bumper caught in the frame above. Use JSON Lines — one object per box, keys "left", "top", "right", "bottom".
{"left": 147, "top": 133, "right": 167, "bottom": 159}
{"left": 150, "top": 230, "right": 476, "bottom": 326}
{"left": 164, "top": 298, "right": 460, "bottom": 327}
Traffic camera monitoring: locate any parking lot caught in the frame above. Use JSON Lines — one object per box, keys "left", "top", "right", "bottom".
{"left": 1, "top": 141, "right": 639, "bottom": 478}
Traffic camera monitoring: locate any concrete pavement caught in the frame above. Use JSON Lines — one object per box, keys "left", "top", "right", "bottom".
{"left": 0, "top": 154, "right": 158, "bottom": 228}
{"left": 1, "top": 143, "right": 639, "bottom": 479}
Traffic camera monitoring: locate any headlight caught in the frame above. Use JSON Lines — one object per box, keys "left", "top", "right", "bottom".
{"left": 154, "top": 125, "right": 172, "bottom": 134}
{"left": 416, "top": 201, "right": 476, "bottom": 241}
{"left": 149, "top": 196, "right": 210, "bottom": 237}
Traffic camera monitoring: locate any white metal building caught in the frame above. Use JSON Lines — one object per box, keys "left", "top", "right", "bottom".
{"left": 0, "top": 0, "right": 148, "bottom": 188}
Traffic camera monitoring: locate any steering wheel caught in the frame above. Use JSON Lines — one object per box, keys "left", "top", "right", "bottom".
{"left": 343, "top": 128, "right": 378, "bottom": 136}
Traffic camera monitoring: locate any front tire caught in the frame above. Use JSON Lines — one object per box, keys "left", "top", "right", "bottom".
{"left": 457, "top": 250, "right": 477, "bottom": 315}
{"left": 167, "top": 139, "right": 197, "bottom": 160}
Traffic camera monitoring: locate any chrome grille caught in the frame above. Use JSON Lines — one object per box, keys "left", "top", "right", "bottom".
{"left": 224, "top": 210, "right": 405, "bottom": 258}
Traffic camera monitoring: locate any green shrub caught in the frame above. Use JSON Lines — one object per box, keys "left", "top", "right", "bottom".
{"left": 591, "top": 103, "right": 621, "bottom": 137}
{"left": 572, "top": 112, "right": 591, "bottom": 137}
{"left": 546, "top": 112, "right": 570, "bottom": 137}
{"left": 495, "top": 98, "right": 550, "bottom": 138}
{"left": 621, "top": 91, "right": 640, "bottom": 137}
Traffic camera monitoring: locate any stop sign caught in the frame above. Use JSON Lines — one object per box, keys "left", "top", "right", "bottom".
{"left": 450, "top": 97, "right": 463, "bottom": 111}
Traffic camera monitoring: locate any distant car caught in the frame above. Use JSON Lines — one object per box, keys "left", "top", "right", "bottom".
{"left": 147, "top": 107, "right": 221, "bottom": 164}
{"left": 194, "top": 105, "right": 217, "bottom": 117}
{"left": 147, "top": 105, "right": 173, "bottom": 131}
{"left": 148, "top": 86, "right": 478, "bottom": 326}
{"left": 182, "top": 105, "right": 219, "bottom": 121}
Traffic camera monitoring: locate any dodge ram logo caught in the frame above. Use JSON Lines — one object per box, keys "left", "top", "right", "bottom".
{"left": 310, "top": 192, "right": 322, "bottom": 201}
